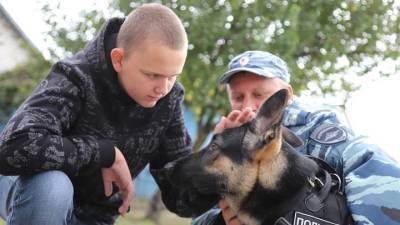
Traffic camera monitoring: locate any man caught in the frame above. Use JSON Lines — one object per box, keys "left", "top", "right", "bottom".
{"left": 0, "top": 3, "right": 194, "bottom": 225}
{"left": 194, "top": 51, "right": 400, "bottom": 225}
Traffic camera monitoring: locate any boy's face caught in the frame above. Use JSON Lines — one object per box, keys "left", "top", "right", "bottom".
{"left": 112, "top": 41, "right": 187, "bottom": 108}
{"left": 227, "top": 72, "right": 293, "bottom": 112}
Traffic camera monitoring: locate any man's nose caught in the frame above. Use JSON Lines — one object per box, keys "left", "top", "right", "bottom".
{"left": 241, "top": 98, "right": 257, "bottom": 112}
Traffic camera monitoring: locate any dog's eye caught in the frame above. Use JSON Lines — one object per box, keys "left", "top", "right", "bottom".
{"left": 264, "top": 132, "right": 275, "bottom": 141}
{"left": 268, "top": 133, "right": 275, "bottom": 140}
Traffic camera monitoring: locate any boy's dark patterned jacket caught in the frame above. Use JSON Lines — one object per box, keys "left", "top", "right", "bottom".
{"left": 0, "top": 18, "right": 195, "bottom": 223}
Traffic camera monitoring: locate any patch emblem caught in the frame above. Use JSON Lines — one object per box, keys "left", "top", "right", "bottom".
{"left": 239, "top": 56, "right": 249, "bottom": 66}
{"left": 293, "top": 212, "right": 338, "bottom": 225}
{"left": 310, "top": 123, "right": 347, "bottom": 144}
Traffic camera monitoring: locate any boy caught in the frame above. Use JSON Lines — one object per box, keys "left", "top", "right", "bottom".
{"left": 0, "top": 3, "right": 193, "bottom": 225}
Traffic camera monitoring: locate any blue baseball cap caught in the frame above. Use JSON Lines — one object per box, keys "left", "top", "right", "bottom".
{"left": 219, "top": 50, "right": 291, "bottom": 84}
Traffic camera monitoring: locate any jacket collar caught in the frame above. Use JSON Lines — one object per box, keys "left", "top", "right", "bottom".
{"left": 283, "top": 99, "right": 309, "bottom": 128}
{"left": 83, "top": 18, "right": 134, "bottom": 103}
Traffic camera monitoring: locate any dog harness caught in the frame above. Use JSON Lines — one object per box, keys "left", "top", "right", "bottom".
{"left": 271, "top": 156, "right": 352, "bottom": 225}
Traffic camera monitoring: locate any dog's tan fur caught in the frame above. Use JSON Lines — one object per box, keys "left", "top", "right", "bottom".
{"left": 206, "top": 152, "right": 258, "bottom": 212}
{"left": 257, "top": 133, "right": 288, "bottom": 190}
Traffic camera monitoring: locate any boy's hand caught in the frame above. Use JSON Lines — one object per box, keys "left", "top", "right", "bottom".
{"left": 219, "top": 199, "right": 243, "bottom": 225}
{"left": 213, "top": 107, "right": 256, "bottom": 134}
{"left": 101, "top": 147, "right": 133, "bottom": 216}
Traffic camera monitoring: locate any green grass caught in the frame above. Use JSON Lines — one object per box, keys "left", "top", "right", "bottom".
{"left": 0, "top": 199, "right": 191, "bottom": 225}
{"left": 116, "top": 199, "right": 191, "bottom": 225}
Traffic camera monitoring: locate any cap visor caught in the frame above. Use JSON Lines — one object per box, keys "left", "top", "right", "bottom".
{"left": 218, "top": 67, "right": 275, "bottom": 84}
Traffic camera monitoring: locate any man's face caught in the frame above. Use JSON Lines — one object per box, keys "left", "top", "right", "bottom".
{"left": 227, "top": 72, "right": 292, "bottom": 112}
{"left": 113, "top": 41, "right": 187, "bottom": 108}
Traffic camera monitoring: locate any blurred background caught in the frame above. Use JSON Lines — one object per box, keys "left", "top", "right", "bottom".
{"left": 0, "top": 0, "right": 399, "bottom": 224}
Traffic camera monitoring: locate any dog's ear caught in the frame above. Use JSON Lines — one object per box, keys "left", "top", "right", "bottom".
{"left": 251, "top": 89, "right": 288, "bottom": 134}
{"left": 282, "top": 127, "right": 303, "bottom": 148}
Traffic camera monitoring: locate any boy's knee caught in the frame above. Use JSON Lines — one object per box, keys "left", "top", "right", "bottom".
{"left": 16, "top": 170, "right": 74, "bottom": 209}
{"left": 5, "top": 171, "right": 75, "bottom": 224}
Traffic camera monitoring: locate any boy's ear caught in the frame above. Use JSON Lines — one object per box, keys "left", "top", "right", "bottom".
{"left": 110, "top": 48, "right": 124, "bottom": 73}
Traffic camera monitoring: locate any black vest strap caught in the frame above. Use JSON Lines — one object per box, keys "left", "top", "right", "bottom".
{"left": 270, "top": 157, "right": 351, "bottom": 225}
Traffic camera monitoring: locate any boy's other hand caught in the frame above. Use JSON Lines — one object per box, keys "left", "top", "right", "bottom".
{"left": 213, "top": 107, "right": 256, "bottom": 134}
{"left": 101, "top": 147, "right": 133, "bottom": 216}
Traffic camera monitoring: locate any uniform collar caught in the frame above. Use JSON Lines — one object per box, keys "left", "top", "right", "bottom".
{"left": 283, "top": 99, "right": 309, "bottom": 127}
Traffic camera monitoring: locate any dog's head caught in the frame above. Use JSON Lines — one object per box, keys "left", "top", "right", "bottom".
{"left": 163, "top": 89, "right": 301, "bottom": 213}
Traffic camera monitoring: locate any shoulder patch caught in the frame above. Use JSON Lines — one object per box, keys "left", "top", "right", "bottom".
{"left": 310, "top": 123, "right": 347, "bottom": 144}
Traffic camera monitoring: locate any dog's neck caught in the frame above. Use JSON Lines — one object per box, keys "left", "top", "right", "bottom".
{"left": 223, "top": 162, "right": 258, "bottom": 211}
{"left": 253, "top": 137, "right": 282, "bottom": 162}
{"left": 225, "top": 142, "right": 316, "bottom": 225}
{"left": 257, "top": 149, "right": 288, "bottom": 190}
{"left": 225, "top": 150, "right": 288, "bottom": 225}
{"left": 224, "top": 144, "right": 288, "bottom": 225}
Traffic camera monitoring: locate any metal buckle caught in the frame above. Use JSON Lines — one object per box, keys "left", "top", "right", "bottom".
{"left": 314, "top": 177, "right": 324, "bottom": 187}
{"left": 307, "top": 177, "right": 315, "bottom": 188}
{"left": 307, "top": 176, "right": 324, "bottom": 189}
{"left": 331, "top": 173, "right": 342, "bottom": 192}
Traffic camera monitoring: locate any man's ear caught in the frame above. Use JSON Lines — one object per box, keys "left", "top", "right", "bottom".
{"left": 110, "top": 48, "right": 124, "bottom": 73}
{"left": 286, "top": 85, "right": 294, "bottom": 104}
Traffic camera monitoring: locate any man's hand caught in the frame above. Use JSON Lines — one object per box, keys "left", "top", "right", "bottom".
{"left": 219, "top": 199, "right": 243, "bottom": 225}
{"left": 101, "top": 147, "right": 133, "bottom": 216}
{"left": 213, "top": 107, "right": 256, "bottom": 134}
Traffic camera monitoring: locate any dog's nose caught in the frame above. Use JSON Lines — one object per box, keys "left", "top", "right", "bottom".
{"left": 163, "top": 161, "right": 176, "bottom": 175}
{"left": 164, "top": 160, "right": 176, "bottom": 169}
{"left": 157, "top": 161, "right": 178, "bottom": 183}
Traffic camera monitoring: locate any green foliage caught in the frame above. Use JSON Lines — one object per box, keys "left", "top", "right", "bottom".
{"left": 0, "top": 45, "right": 51, "bottom": 124}
{"left": 40, "top": 0, "right": 399, "bottom": 147}
{"left": 41, "top": 2, "right": 107, "bottom": 59}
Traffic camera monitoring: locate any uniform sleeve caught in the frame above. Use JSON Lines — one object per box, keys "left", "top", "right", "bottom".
{"left": 0, "top": 62, "right": 115, "bottom": 177}
{"left": 304, "top": 122, "right": 400, "bottom": 224}
{"left": 339, "top": 134, "right": 400, "bottom": 225}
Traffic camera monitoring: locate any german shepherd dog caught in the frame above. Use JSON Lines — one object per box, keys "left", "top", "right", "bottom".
{"left": 163, "top": 89, "right": 351, "bottom": 225}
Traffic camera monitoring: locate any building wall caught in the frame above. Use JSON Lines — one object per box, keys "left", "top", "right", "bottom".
{"left": 0, "top": 11, "right": 30, "bottom": 74}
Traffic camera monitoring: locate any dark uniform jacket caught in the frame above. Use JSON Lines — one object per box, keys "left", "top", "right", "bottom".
{"left": 0, "top": 18, "right": 193, "bottom": 223}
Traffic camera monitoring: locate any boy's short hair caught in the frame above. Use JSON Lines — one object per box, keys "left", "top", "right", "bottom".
{"left": 117, "top": 3, "right": 188, "bottom": 53}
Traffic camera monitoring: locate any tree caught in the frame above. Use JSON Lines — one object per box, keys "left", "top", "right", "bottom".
{"left": 41, "top": 0, "right": 399, "bottom": 149}
{"left": 0, "top": 45, "right": 51, "bottom": 125}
